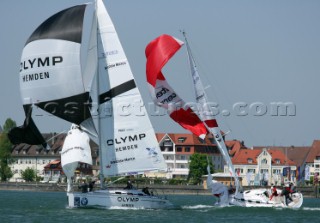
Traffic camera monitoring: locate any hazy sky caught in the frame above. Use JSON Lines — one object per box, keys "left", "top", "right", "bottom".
{"left": 1, "top": 0, "right": 320, "bottom": 147}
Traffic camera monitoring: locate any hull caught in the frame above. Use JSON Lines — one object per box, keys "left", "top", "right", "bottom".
{"left": 229, "top": 188, "right": 303, "bottom": 208}
{"left": 67, "top": 189, "right": 173, "bottom": 209}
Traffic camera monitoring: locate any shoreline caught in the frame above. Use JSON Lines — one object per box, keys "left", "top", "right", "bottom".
{"left": 0, "top": 182, "right": 318, "bottom": 197}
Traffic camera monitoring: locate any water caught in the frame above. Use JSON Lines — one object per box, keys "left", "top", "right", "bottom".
{"left": 0, "top": 190, "right": 319, "bottom": 223}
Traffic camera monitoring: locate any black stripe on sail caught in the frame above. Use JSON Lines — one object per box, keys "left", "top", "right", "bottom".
{"left": 36, "top": 92, "right": 92, "bottom": 125}
{"left": 26, "top": 5, "right": 86, "bottom": 45}
{"left": 99, "top": 79, "right": 136, "bottom": 104}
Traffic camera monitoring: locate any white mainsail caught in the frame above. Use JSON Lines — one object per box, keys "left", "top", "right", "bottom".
{"left": 95, "top": 0, "right": 166, "bottom": 176}
{"left": 182, "top": 32, "right": 240, "bottom": 193}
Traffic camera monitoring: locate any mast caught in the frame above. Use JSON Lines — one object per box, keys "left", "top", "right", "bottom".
{"left": 95, "top": 0, "right": 105, "bottom": 189}
{"left": 181, "top": 31, "right": 240, "bottom": 193}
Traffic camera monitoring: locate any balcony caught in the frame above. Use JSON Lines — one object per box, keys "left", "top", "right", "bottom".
{"left": 175, "top": 160, "right": 188, "bottom": 164}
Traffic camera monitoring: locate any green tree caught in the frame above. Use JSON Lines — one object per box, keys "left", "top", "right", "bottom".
{"left": 188, "top": 153, "right": 214, "bottom": 185}
{"left": 0, "top": 118, "right": 16, "bottom": 181}
{"left": 2, "top": 118, "right": 16, "bottom": 134}
{"left": 21, "top": 167, "right": 36, "bottom": 182}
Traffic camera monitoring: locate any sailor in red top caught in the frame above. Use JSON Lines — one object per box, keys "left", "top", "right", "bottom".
{"left": 269, "top": 184, "right": 278, "bottom": 200}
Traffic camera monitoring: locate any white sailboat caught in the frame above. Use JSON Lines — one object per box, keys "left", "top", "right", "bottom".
{"left": 145, "top": 33, "right": 303, "bottom": 208}
{"left": 13, "top": 0, "right": 172, "bottom": 209}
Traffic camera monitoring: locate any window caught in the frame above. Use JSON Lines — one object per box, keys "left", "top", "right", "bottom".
{"left": 261, "top": 158, "right": 267, "bottom": 164}
{"left": 176, "top": 147, "right": 182, "bottom": 152}
{"left": 178, "top": 137, "right": 186, "bottom": 143}
{"left": 273, "top": 169, "right": 281, "bottom": 174}
{"left": 185, "top": 147, "right": 191, "bottom": 152}
{"left": 235, "top": 168, "right": 243, "bottom": 175}
{"left": 275, "top": 159, "right": 280, "bottom": 164}
{"left": 247, "top": 169, "right": 256, "bottom": 173}
{"left": 247, "top": 158, "right": 253, "bottom": 164}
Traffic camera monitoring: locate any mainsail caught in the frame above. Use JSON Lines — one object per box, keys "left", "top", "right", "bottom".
{"left": 146, "top": 34, "right": 240, "bottom": 192}
{"left": 95, "top": 0, "right": 166, "bottom": 176}
{"left": 181, "top": 32, "right": 240, "bottom": 192}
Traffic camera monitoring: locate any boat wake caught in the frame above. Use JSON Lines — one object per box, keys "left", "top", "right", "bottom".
{"left": 302, "top": 207, "right": 320, "bottom": 211}
{"left": 181, "top": 204, "right": 215, "bottom": 210}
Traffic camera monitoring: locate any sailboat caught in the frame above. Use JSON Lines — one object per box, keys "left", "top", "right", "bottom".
{"left": 145, "top": 33, "right": 303, "bottom": 208}
{"left": 10, "top": 0, "right": 172, "bottom": 209}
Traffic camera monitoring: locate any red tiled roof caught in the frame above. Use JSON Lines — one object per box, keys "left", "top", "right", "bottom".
{"left": 253, "top": 146, "right": 311, "bottom": 166}
{"left": 305, "top": 140, "right": 320, "bottom": 163}
{"left": 232, "top": 149, "right": 295, "bottom": 165}
{"left": 226, "top": 140, "right": 243, "bottom": 156}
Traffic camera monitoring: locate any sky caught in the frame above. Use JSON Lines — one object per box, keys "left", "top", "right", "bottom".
{"left": 1, "top": 0, "right": 320, "bottom": 147}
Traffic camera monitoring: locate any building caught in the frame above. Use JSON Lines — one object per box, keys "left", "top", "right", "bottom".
{"left": 7, "top": 129, "right": 320, "bottom": 184}
{"left": 305, "top": 140, "right": 320, "bottom": 182}
{"left": 9, "top": 132, "right": 97, "bottom": 182}
{"left": 227, "top": 148, "right": 297, "bottom": 186}
{"left": 153, "top": 133, "right": 243, "bottom": 179}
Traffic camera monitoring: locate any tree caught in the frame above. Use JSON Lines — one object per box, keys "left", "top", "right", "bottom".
{"left": 0, "top": 118, "right": 16, "bottom": 181}
{"left": 188, "top": 153, "right": 214, "bottom": 185}
{"left": 21, "top": 167, "right": 36, "bottom": 182}
{"left": 2, "top": 119, "right": 16, "bottom": 134}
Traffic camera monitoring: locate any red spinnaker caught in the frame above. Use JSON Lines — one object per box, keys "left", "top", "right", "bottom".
{"left": 145, "top": 34, "right": 207, "bottom": 138}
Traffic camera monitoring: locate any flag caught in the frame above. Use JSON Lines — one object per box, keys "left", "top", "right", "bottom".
{"left": 314, "top": 173, "right": 319, "bottom": 184}
{"left": 283, "top": 167, "right": 288, "bottom": 176}
{"left": 296, "top": 166, "right": 300, "bottom": 181}
{"left": 304, "top": 165, "right": 310, "bottom": 181}
{"left": 246, "top": 172, "right": 252, "bottom": 185}
{"left": 145, "top": 34, "right": 208, "bottom": 139}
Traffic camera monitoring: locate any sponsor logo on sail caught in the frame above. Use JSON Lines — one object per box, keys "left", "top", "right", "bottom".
{"left": 20, "top": 56, "right": 63, "bottom": 82}
{"left": 105, "top": 61, "right": 127, "bottom": 70}
{"left": 155, "top": 87, "right": 177, "bottom": 104}
{"left": 106, "top": 133, "right": 146, "bottom": 146}
{"left": 110, "top": 157, "right": 135, "bottom": 164}
{"left": 20, "top": 56, "right": 63, "bottom": 71}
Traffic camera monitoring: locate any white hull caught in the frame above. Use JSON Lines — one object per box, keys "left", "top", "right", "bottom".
{"left": 229, "top": 188, "right": 303, "bottom": 208}
{"left": 67, "top": 189, "right": 173, "bottom": 209}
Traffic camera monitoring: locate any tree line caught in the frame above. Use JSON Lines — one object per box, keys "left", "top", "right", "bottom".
{"left": 0, "top": 118, "right": 214, "bottom": 184}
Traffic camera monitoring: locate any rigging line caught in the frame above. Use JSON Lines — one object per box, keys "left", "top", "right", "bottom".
{"left": 181, "top": 33, "right": 232, "bottom": 129}
{"left": 183, "top": 34, "right": 259, "bottom": 145}
{"left": 45, "top": 130, "right": 67, "bottom": 144}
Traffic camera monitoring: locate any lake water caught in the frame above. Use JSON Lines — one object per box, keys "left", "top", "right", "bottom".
{"left": 0, "top": 190, "right": 319, "bottom": 223}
